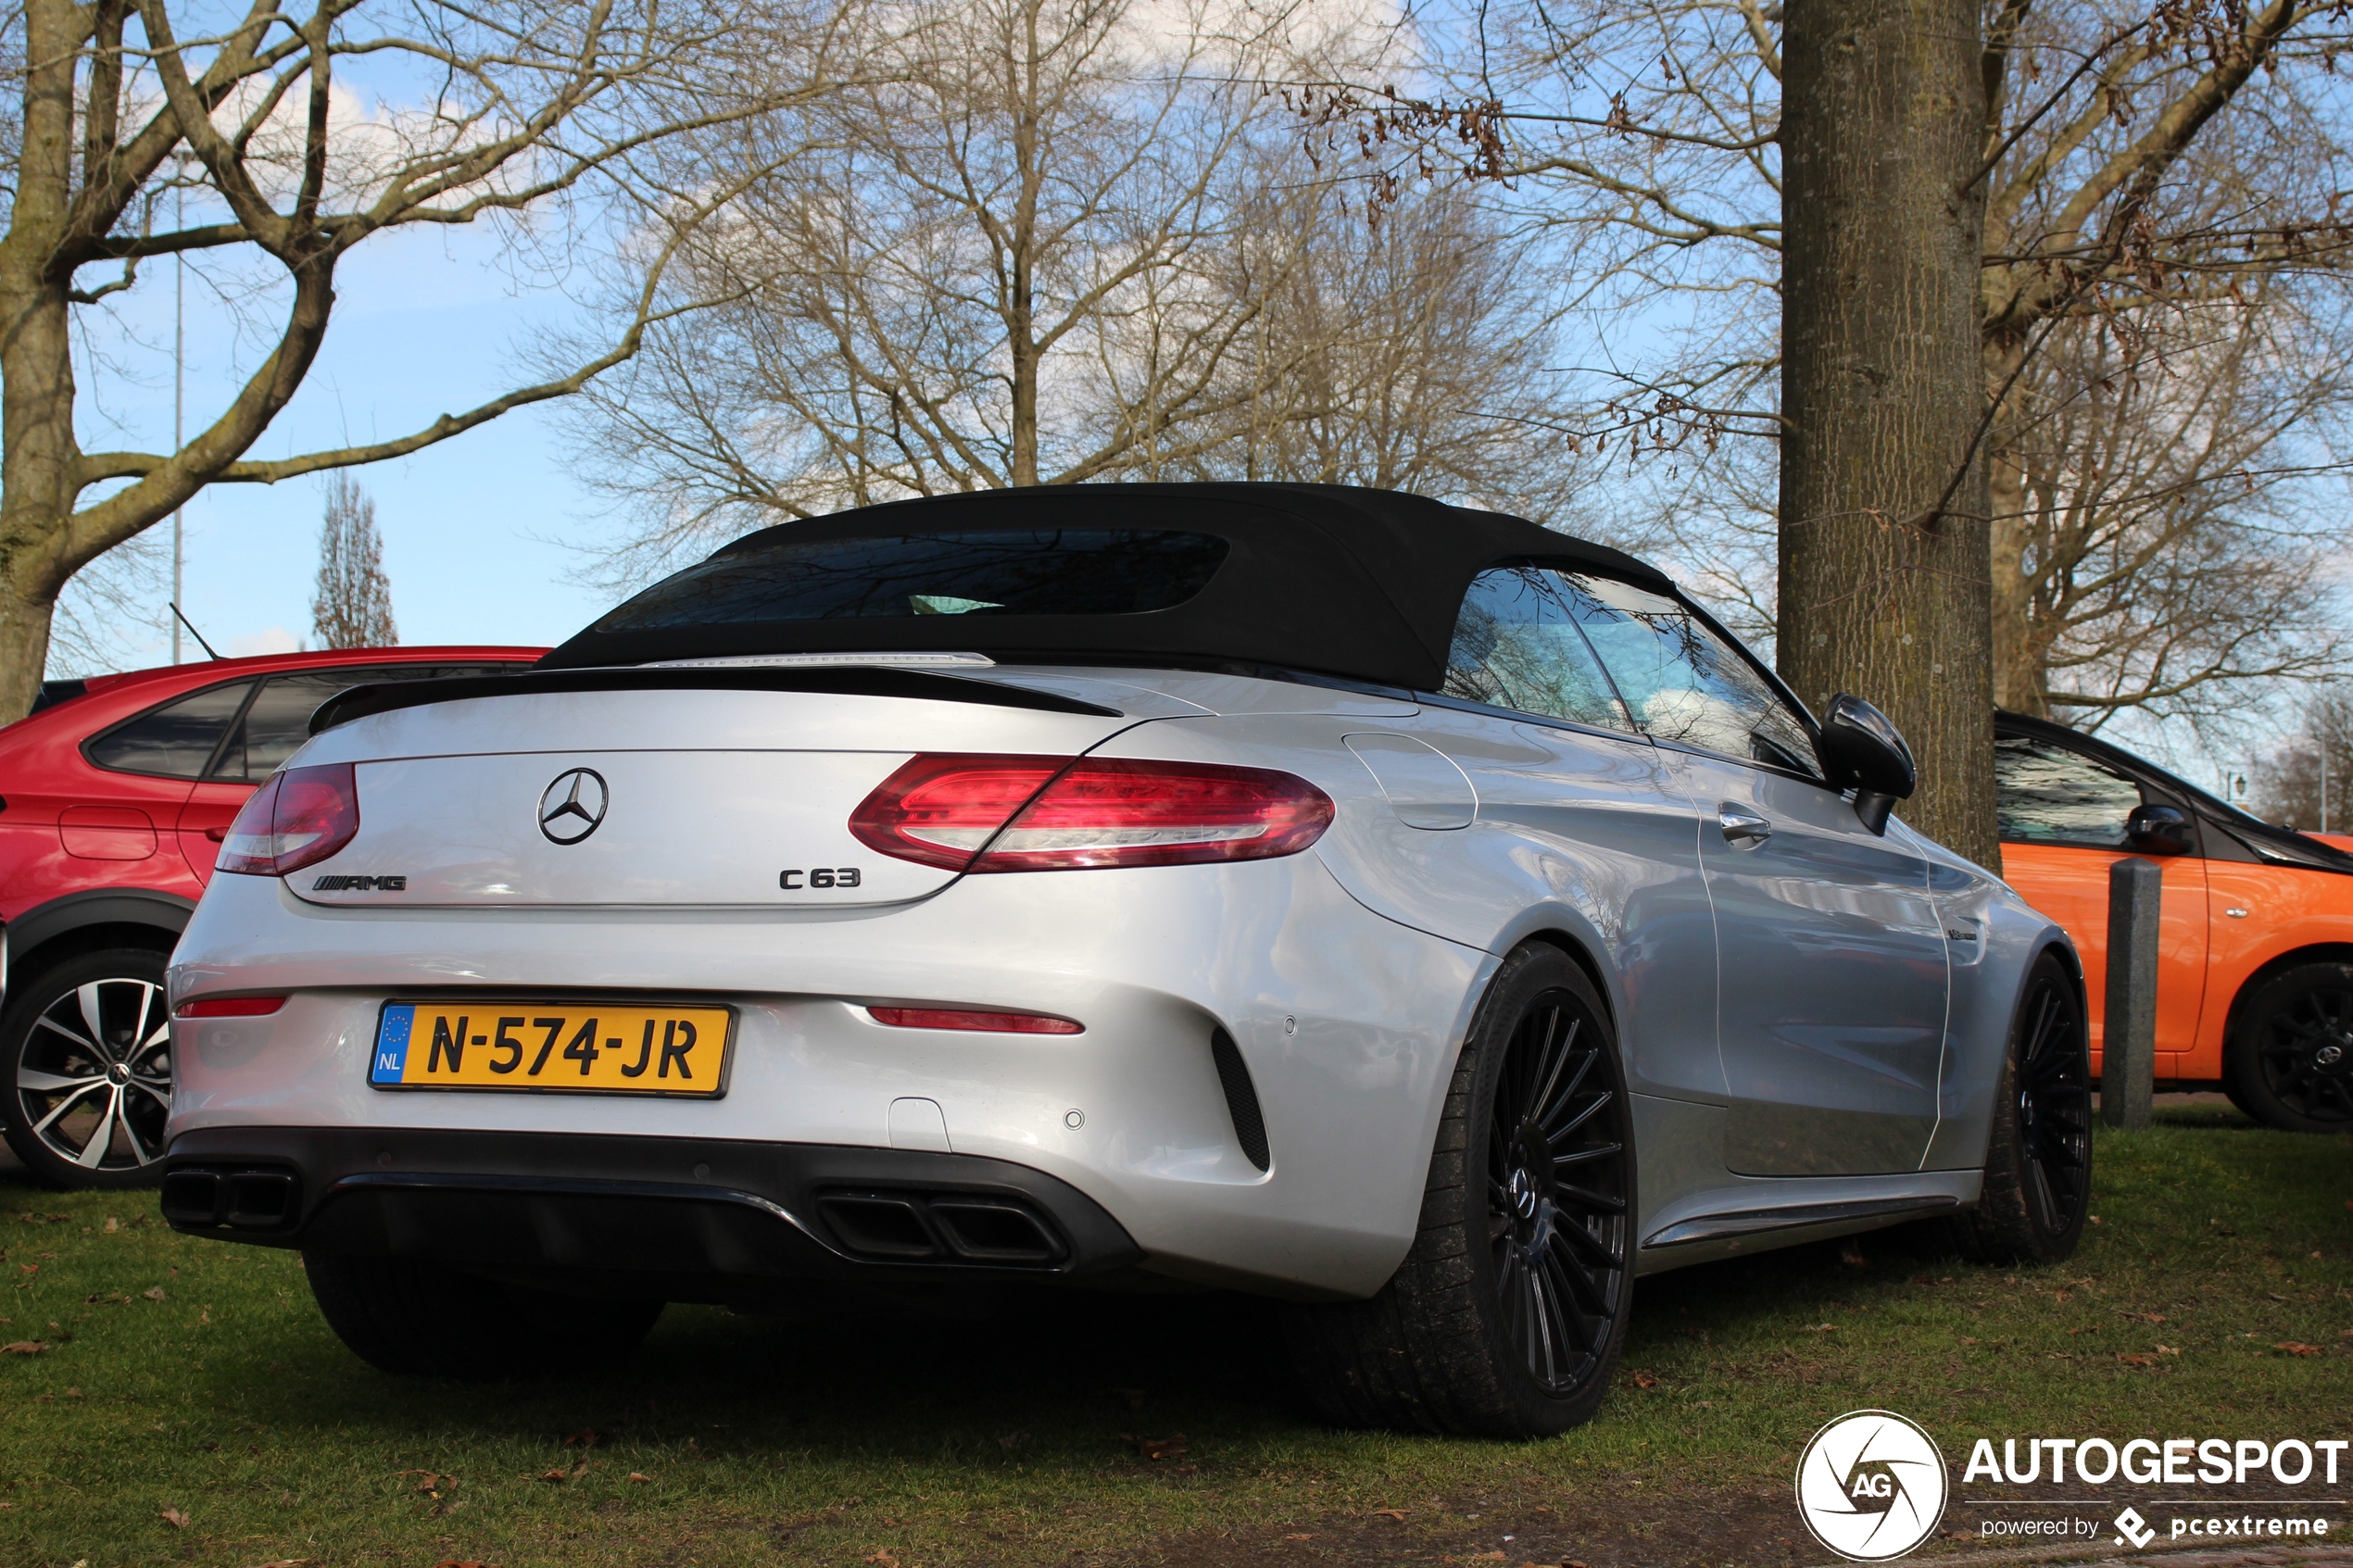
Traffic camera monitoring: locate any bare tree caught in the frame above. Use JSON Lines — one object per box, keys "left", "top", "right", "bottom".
{"left": 1993, "top": 286, "right": 2350, "bottom": 724}
{"left": 0, "top": 0, "right": 866, "bottom": 717}
{"left": 560, "top": 0, "right": 1586, "bottom": 582}
{"left": 1166, "top": 173, "right": 1586, "bottom": 519}
{"left": 309, "top": 473, "right": 395, "bottom": 648}
{"left": 2252, "top": 685, "right": 2353, "bottom": 831}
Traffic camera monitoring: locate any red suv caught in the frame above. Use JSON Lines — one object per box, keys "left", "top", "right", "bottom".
{"left": 1, "top": 646, "right": 544, "bottom": 1188}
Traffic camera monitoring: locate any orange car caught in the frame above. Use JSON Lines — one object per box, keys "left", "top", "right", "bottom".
{"left": 1994, "top": 711, "right": 2353, "bottom": 1132}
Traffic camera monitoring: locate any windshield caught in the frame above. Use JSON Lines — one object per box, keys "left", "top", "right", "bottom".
{"left": 593, "top": 529, "right": 1230, "bottom": 632}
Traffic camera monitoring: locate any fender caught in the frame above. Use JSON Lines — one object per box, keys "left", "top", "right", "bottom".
{"left": 8, "top": 886, "right": 195, "bottom": 965}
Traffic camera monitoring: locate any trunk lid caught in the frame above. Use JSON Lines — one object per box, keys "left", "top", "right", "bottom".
{"left": 287, "top": 682, "right": 1136, "bottom": 909}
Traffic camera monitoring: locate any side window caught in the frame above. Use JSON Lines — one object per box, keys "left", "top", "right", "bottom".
{"left": 206, "top": 664, "right": 515, "bottom": 782}
{"left": 1564, "top": 574, "right": 1823, "bottom": 778}
{"left": 1443, "top": 569, "right": 1638, "bottom": 734}
{"left": 84, "top": 681, "right": 258, "bottom": 778}
{"left": 1994, "top": 736, "right": 2145, "bottom": 847}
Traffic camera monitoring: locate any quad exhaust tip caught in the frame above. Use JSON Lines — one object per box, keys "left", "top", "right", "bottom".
{"left": 161, "top": 1166, "right": 301, "bottom": 1231}
{"left": 815, "top": 1188, "right": 1068, "bottom": 1267}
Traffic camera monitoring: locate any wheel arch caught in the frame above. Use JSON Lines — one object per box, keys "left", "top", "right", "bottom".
{"left": 2040, "top": 935, "right": 2090, "bottom": 1023}
{"left": 5, "top": 889, "right": 192, "bottom": 1001}
{"left": 1508, "top": 926, "right": 1620, "bottom": 1038}
{"left": 2221, "top": 942, "right": 2353, "bottom": 1052}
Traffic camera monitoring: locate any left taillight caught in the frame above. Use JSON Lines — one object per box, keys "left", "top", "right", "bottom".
{"left": 849, "top": 754, "right": 1334, "bottom": 872}
{"left": 217, "top": 763, "right": 359, "bottom": 876}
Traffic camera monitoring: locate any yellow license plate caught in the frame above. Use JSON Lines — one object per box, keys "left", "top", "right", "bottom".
{"left": 370, "top": 1002, "right": 734, "bottom": 1096}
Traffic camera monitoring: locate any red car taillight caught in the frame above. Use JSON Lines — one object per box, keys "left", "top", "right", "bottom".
{"left": 849, "top": 754, "right": 1334, "bottom": 872}
{"left": 217, "top": 764, "right": 360, "bottom": 876}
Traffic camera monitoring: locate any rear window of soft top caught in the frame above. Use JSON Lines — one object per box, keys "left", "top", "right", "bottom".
{"left": 591, "top": 529, "right": 1230, "bottom": 632}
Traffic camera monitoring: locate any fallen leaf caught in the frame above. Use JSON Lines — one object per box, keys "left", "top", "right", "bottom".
{"left": 18, "top": 1265, "right": 34, "bottom": 1276}
{"left": 2088, "top": 1215, "right": 2102, "bottom": 1224}
{"left": 1371, "top": 1508, "right": 1409, "bottom": 1521}
{"left": 1629, "top": 1372, "right": 1657, "bottom": 1388}
{"left": 862, "top": 1553, "right": 901, "bottom": 1568}
{"left": 627, "top": 1472, "right": 651, "bottom": 1484}
{"left": 1804, "top": 1323, "right": 1839, "bottom": 1333}
{"left": 1118, "top": 1432, "right": 1189, "bottom": 1461}
{"left": 1469, "top": 1554, "right": 1508, "bottom": 1563}
{"left": 1284, "top": 1533, "right": 1314, "bottom": 1540}
{"left": 432, "top": 1561, "right": 497, "bottom": 1568}
{"left": 2157, "top": 1344, "right": 2181, "bottom": 1356}
{"left": 143, "top": 1286, "right": 166, "bottom": 1301}
{"left": 537, "top": 1469, "right": 568, "bottom": 1483}
{"left": 254, "top": 1560, "right": 311, "bottom": 1567}
{"left": 102, "top": 1217, "right": 118, "bottom": 1234}
{"left": 2, "top": 1341, "right": 44, "bottom": 1354}
{"left": 2277, "top": 1341, "right": 2323, "bottom": 1357}
{"left": 2118, "top": 1352, "right": 2158, "bottom": 1367}
{"left": 159, "top": 1507, "right": 189, "bottom": 1529}
{"left": 560, "top": 1427, "right": 601, "bottom": 1448}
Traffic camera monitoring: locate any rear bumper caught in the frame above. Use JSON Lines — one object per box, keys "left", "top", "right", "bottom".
{"left": 165, "top": 857, "right": 1491, "bottom": 1298}
{"left": 162, "top": 1125, "right": 1143, "bottom": 1304}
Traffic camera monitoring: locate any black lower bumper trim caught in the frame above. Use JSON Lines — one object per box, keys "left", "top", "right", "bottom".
{"left": 162, "top": 1127, "right": 1141, "bottom": 1298}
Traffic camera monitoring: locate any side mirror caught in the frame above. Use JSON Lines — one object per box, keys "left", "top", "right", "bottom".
{"left": 1814, "top": 694, "right": 1918, "bottom": 835}
{"left": 2124, "top": 802, "right": 2195, "bottom": 857}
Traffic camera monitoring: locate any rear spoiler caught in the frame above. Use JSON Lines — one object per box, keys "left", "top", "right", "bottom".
{"left": 310, "top": 664, "right": 1120, "bottom": 735}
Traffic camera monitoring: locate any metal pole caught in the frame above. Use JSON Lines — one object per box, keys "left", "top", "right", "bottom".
{"left": 2101, "top": 857, "right": 2161, "bottom": 1131}
{"left": 171, "top": 169, "right": 185, "bottom": 664}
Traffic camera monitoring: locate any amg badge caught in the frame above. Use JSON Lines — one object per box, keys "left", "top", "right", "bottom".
{"left": 312, "top": 874, "right": 408, "bottom": 892}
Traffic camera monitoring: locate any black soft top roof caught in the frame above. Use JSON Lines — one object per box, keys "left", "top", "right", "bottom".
{"left": 539, "top": 483, "right": 1669, "bottom": 691}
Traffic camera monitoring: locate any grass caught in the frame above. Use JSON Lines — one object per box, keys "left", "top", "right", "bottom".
{"left": 0, "top": 1104, "right": 2347, "bottom": 1568}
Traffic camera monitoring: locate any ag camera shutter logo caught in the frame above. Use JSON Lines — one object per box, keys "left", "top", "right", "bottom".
{"left": 1796, "top": 1410, "right": 1950, "bottom": 1562}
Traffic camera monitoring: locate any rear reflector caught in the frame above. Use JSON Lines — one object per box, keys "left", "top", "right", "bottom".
{"left": 868, "top": 1006, "right": 1083, "bottom": 1035}
{"left": 849, "top": 755, "right": 1332, "bottom": 872}
{"left": 174, "top": 996, "right": 288, "bottom": 1019}
{"left": 218, "top": 764, "right": 359, "bottom": 876}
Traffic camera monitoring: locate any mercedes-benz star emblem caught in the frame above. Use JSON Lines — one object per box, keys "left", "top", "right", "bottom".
{"left": 537, "top": 768, "right": 610, "bottom": 845}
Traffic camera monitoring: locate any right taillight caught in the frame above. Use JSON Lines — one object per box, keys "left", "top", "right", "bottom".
{"left": 217, "top": 764, "right": 360, "bottom": 876}
{"left": 849, "top": 754, "right": 1333, "bottom": 872}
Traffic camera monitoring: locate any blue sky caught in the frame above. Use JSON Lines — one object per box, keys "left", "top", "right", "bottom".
{"left": 59, "top": 216, "right": 621, "bottom": 673}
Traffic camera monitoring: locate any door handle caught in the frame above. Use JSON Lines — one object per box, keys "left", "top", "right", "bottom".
{"left": 1718, "top": 806, "right": 1773, "bottom": 848}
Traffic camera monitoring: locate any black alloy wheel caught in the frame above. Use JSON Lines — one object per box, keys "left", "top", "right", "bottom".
{"left": 1283, "top": 945, "right": 1634, "bottom": 1436}
{"left": 1957, "top": 951, "right": 2092, "bottom": 1263}
{"left": 2227, "top": 963, "right": 2353, "bottom": 1132}
{"left": 0, "top": 948, "right": 175, "bottom": 1190}
{"left": 2013, "top": 968, "right": 2093, "bottom": 1234}
{"left": 1486, "top": 986, "right": 1630, "bottom": 1399}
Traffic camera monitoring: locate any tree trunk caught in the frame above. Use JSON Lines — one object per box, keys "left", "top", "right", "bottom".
{"left": 1778, "top": 0, "right": 1999, "bottom": 871}
{"left": 0, "top": 0, "right": 92, "bottom": 715}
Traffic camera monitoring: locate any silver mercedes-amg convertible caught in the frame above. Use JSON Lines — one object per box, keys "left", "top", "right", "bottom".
{"left": 159, "top": 484, "right": 2091, "bottom": 1435}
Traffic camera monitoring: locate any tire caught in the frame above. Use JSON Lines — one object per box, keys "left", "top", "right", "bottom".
{"left": 304, "top": 1253, "right": 664, "bottom": 1379}
{"left": 1957, "top": 951, "right": 2093, "bottom": 1265}
{"left": 1284, "top": 945, "right": 1635, "bottom": 1436}
{"left": 1, "top": 947, "right": 175, "bottom": 1190}
{"left": 2221, "top": 962, "right": 2353, "bottom": 1133}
